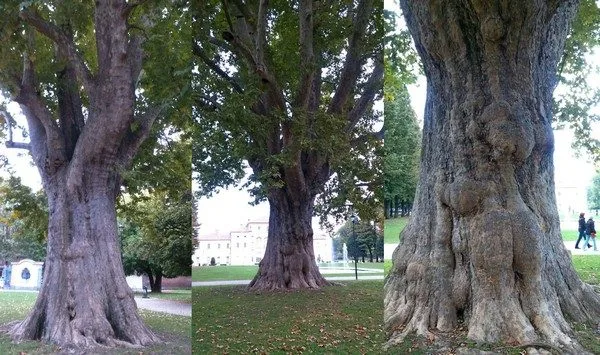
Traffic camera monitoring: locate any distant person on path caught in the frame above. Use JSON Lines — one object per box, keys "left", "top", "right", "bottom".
{"left": 2, "top": 261, "right": 11, "bottom": 289}
{"left": 583, "top": 217, "right": 597, "bottom": 251}
{"left": 575, "top": 212, "right": 587, "bottom": 249}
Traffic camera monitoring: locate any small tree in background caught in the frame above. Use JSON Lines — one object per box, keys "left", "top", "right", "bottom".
{"left": 587, "top": 173, "right": 600, "bottom": 213}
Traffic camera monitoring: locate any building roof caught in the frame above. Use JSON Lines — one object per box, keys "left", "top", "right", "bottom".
{"left": 197, "top": 230, "right": 231, "bottom": 241}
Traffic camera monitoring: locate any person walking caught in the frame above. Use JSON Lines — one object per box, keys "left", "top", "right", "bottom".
{"left": 583, "top": 217, "right": 597, "bottom": 251}
{"left": 575, "top": 212, "right": 587, "bottom": 249}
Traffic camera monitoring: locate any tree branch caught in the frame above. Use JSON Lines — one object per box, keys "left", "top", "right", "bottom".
{"left": 20, "top": 8, "right": 95, "bottom": 97}
{"left": 294, "top": 0, "right": 316, "bottom": 109}
{"left": 255, "top": 0, "right": 269, "bottom": 66}
{"left": 347, "top": 55, "right": 383, "bottom": 129}
{"left": 0, "top": 108, "right": 31, "bottom": 151}
{"left": 15, "top": 56, "right": 66, "bottom": 171}
{"left": 124, "top": 0, "right": 151, "bottom": 18}
{"left": 222, "top": 0, "right": 286, "bottom": 111}
{"left": 193, "top": 41, "right": 244, "bottom": 94}
{"left": 118, "top": 105, "right": 165, "bottom": 170}
{"left": 350, "top": 128, "right": 384, "bottom": 148}
{"left": 327, "top": 0, "right": 374, "bottom": 115}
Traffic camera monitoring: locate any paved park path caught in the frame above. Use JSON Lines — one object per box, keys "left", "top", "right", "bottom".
{"left": 134, "top": 297, "right": 191, "bottom": 317}
{"left": 386, "top": 240, "right": 600, "bottom": 259}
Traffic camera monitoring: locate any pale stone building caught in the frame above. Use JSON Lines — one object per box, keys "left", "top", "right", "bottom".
{"left": 193, "top": 220, "right": 333, "bottom": 266}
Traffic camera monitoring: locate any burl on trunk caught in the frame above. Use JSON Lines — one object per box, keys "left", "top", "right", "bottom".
{"left": 385, "top": 0, "right": 600, "bottom": 352}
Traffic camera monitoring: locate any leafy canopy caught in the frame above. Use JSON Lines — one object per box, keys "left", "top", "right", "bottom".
{"left": 192, "top": 0, "right": 384, "bottom": 224}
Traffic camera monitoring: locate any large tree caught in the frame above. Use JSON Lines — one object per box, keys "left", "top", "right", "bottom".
{"left": 193, "top": 0, "right": 383, "bottom": 290}
{"left": 0, "top": 0, "right": 188, "bottom": 348}
{"left": 587, "top": 172, "right": 600, "bottom": 210}
{"left": 385, "top": 0, "right": 600, "bottom": 352}
{"left": 0, "top": 176, "right": 47, "bottom": 261}
{"left": 121, "top": 189, "right": 193, "bottom": 293}
{"left": 383, "top": 80, "right": 420, "bottom": 219}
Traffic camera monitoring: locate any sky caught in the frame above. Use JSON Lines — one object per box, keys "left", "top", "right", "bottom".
{"left": 0, "top": 102, "right": 42, "bottom": 191}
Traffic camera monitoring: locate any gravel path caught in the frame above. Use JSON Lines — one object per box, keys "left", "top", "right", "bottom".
{"left": 134, "top": 297, "right": 191, "bottom": 317}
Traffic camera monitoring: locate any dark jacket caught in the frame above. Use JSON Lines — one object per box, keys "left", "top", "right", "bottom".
{"left": 585, "top": 219, "right": 596, "bottom": 235}
{"left": 579, "top": 217, "right": 586, "bottom": 232}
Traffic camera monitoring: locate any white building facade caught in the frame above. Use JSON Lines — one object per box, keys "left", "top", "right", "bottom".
{"left": 193, "top": 221, "right": 333, "bottom": 266}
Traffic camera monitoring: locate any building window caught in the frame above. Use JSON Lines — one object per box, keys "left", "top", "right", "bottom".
{"left": 237, "top": 243, "right": 239, "bottom": 248}
{"left": 207, "top": 243, "right": 210, "bottom": 249}
{"left": 244, "top": 242, "right": 247, "bottom": 248}
{"left": 218, "top": 243, "right": 220, "bottom": 249}
{"left": 227, "top": 243, "right": 229, "bottom": 248}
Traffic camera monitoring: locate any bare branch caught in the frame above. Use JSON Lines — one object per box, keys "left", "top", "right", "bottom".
{"left": 15, "top": 56, "right": 65, "bottom": 162}
{"left": 294, "top": 0, "right": 315, "bottom": 109}
{"left": 256, "top": 0, "right": 269, "bottom": 66}
{"left": 0, "top": 108, "right": 30, "bottom": 151}
{"left": 327, "top": 0, "right": 374, "bottom": 115}
{"left": 128, "top": 31, "right": 145, "bottom": 88}
{"left": 20, "top": 8, "right": 95, "bottom": 97}
{"left": 193, "top": 41, "right": 244, "bottom": 94}
{"left": 347, "top": 56, "right": 383, "bottom": 129}
{"left": 5, "top": 141, "right": 31, "bottom": 150}
{"left": 118, "top": 105, "right": 165, "bottom": 170}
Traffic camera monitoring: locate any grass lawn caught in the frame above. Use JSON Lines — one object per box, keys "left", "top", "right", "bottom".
{"left": 384, "top": 217, "right": 407, "bottom": 244}
{"left": 134, "top": 289, "right": 192, "bottom": 303}
{"left": 572, "top": 255, "right": 600, "bottom": 285}
{"left": 193, "top": 280, "right": 383, "bottom": 354}
{"left": 562, "top": 229, "right": 579, "bottom": 241}
{"left": 193, "top": 262, "right": 384, "bottom": 281}
{"left": 0, "top": 291, "right": 190, "bottom": 354}
{"left": 193, "top": 265, "right": 258, "bottom": 281}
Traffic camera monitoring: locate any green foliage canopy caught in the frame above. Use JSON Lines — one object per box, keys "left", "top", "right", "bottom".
{"left": 192, "top": 0, "right": 384, "bottom": 223}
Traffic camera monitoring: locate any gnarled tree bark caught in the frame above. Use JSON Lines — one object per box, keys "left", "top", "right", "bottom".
{"left": 385, "top": 0, "right": 600, "bottom": 352}
{"left": 249, "top": 188, "right": 330, "bottom": 290}
{"left": 5, "top": 1, "right": 163, "bottom": 349}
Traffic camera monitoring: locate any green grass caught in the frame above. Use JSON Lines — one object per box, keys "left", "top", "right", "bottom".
{"left": 384, "top": 259, "right": 392, "bottom": 276}
{"left": 193, "top": 262, "right": 384, "bottom": 282}
{"left": 0, "top": 292, "right": 190, "bottom": 354}
{"left": 193, "top": 280, "right": 383, "bottom": 354}
{"left": 572, "top": 255, "right": 600, "bottom": 285}
{"left": 384, "top": 217, "right": 408, "bottom": 244}
{"left": 193, "top": 265, "right": 258, "bottom": 281}
{"left": 134, "top": 289, "right": 192, "bottom": 303}
{"left": 562, "top": 229, "right": 579, "bottom": 241}
{"left": 322, "top": 261, "right": 385, "bottom": 270}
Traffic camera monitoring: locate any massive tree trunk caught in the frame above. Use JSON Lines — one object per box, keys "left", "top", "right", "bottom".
{"left": 248, "top": 189, "right": 331, "bottom": 291}
{"left": 5, "top": 1, "right": 163, "bottom": 349}
{"left": 385, "top": 0, "right": 600, "bottom": 352}
{"left": 9, "top": 167, "right": 157, "bottom": 348}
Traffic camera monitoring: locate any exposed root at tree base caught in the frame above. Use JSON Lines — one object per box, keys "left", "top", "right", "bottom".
{"left": 247, "top": 278, "right": 334, "bottom": 292}
{"left": 7, "top": 322, "right": 162, "bottom": 351}
{"left": 384, "top": 325, "right": 596, "bottom": 355}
